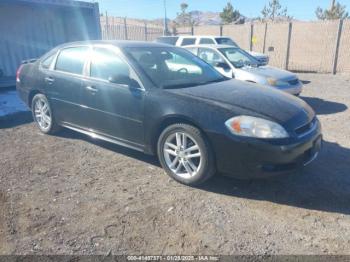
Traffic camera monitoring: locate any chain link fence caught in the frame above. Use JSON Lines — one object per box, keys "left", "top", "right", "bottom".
{"left": 100, "top": 16, "right": 350, "bottom": 74}
{"left": 100, "top": 16, "right": 163, "bottom": 42}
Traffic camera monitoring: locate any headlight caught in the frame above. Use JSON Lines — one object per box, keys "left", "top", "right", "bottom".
{"left": 267, "top": 77, "right": 289, "bottom": 87}
{"left": 225, "top": 116, "right": 289, "bottom": 139}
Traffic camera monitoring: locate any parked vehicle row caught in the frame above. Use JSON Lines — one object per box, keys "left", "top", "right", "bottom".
{"left": 155, "top": 35, "right": 269, "bottom": 66}
{"left": 186, "top": 44, "right": 303, "bottom": 95}
{"left": 16, "top": 41, "right": 322, "bottom": 186}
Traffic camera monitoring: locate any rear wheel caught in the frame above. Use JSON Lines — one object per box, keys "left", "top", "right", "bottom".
{"left": 31, "top": 94, "right": 60, "bottom": 134}
{"left": 157, "top": 123, "right": 216, "bottom": 185}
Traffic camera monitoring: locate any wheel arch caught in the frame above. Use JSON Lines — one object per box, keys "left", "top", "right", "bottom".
{"left": 149, "top": 114, "right": 211, "bottom": 156}
{"left": 28, "top": 90, "right": 42, "bottom": 107}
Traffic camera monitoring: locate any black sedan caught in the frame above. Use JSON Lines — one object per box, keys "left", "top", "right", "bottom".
{"left": 16, "top": 41, "right": 322, "bottom": 185}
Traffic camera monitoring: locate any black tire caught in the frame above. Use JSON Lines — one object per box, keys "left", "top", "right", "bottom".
{"left": 157, "top": 123, "right": 216, "bottom": 185}
{"left": 31, "top": 93, "right": 60, "bottom": 134}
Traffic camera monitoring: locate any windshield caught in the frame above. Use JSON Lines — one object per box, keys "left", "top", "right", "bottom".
{"left": 124, "top": 46, "right": 227, "bottom": 89}
{"left": 219, "top": 48, "right": 259, "bottom": 68}
{"left": 215, "top": 38, "right": 238, "bottom": 47}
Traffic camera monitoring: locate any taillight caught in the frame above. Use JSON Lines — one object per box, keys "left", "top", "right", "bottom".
{"left": 16, "top": 64, "right": 24, "bottom": 82}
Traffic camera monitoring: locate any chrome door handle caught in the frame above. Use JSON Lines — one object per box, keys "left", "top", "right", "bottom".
{"left": 45, "top": 77, "right": 55, "bottom": 84}
{"left": 86, "top": 86, "right": 98, "bottom": 92}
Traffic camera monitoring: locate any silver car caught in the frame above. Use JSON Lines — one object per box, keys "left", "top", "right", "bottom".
{"left": 186, "top": 44, "right": 302, "bottom": 95}
{"left": 155, "top": 36, "right": 269, "bottom": 66}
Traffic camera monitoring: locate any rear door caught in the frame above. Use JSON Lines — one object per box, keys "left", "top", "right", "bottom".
{"left": 46, "top": 46, "right": 89, "bottom": 126}
{"left": 80, "top": 46, "right": 145, "bottom": 147}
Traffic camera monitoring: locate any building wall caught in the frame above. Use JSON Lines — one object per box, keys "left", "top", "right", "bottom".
{"left": 0, "top": 0, "right": 100, "bottom": 78}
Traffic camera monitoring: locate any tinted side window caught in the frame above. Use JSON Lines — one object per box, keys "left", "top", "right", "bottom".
{"left": 181, "top": 38, "right": 196, "bottom": 46}
{"left": 156, "top": 37, "right": 179, "bottom": 45}
{"left": 215, "top": 37, "right": 238, "bottom": 47}
{"left": 41, "top": 54, "right": 55, "bottom": 69}
{"left": 90, "top": 48, "right": 130, "bottom": 81}
{"left": 199, "top": 38, "right": 215, "bottom": 44}
{"left": 55, "top": 47, "right": 88, "bottom": 75}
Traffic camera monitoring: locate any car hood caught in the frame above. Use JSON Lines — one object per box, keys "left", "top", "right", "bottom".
{"left": 241, "top": 65, "right": 297, "bottom": 80}
{"left": 167, "top": 79, "right": 314, "bottom": 128}
{"left": 247, "top": 50, "right": 268, "bottom": 58}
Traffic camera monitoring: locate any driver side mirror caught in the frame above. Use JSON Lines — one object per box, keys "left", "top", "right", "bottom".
{"left": 108, "top": 74, "right": 141, "bottom": 89}
{"left": 215, "top": 62, "right": 230, "bottom": 70}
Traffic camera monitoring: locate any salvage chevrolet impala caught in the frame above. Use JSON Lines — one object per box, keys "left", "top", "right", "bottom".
{"left": 16, "top": 41, "right": 322, "bottom": 185}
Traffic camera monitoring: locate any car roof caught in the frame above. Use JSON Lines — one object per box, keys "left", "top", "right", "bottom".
{"left": 185, "top": 44, "right": 238, "bottom": 49}
{"left": 157, "top": 35, "right": 230, "bottom": 39}
{"left": 57, "top": 40, "right": 171, "bottom": 49}
{"left": 179, "top": 35, "right": 222, "bottom": 38}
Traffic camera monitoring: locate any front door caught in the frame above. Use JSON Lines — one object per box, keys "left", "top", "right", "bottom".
{"left": 80, "top": 47, "right": 145, "bottom": 147}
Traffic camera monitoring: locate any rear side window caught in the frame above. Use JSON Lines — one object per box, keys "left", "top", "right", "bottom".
{"left": 199, "top": 38, "right": 215, "bottom": 44}
{"left": 181, "top": 38, "right": 196, "bottom": 46}
{"left": 215, "top": 37, "right": 238, "bottom": 47}
{"left": 55, "top": 47, "right": 88, "bottom": 75}
{"left": 41, "top": 54, "right": 55, "bottom": 69}
{"left": 90, "top": 48, "right": 131, "bottom": 81}
{"left": 156, "top": 37, "right": 179, "bottom": 45}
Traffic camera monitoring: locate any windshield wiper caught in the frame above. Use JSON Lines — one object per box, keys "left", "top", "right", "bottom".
{"left": 162, "top": 83, "right": 201, "bottom": 89}
{"left": 199, "top": 78, "right": 227, "bottom": 85}
{"left": 162, "top": 78, "right": 227, "bottom": 89}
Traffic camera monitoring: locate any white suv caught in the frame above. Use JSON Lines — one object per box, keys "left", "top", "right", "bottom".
{"left": 155, "top": 35, "right": 269, "bottom": 66}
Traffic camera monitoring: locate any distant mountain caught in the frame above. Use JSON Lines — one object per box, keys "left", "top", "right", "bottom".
{"left": 149, "top": 10, "right": 246, "bottom": 27}
{"left": 189, "top": 11, "right": 223, "bottom": 25}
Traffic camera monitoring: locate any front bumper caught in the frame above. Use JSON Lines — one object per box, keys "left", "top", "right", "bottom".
{"left": 282, "top": 85, "right": 303, "bottom": 95}
{"left": 208, "top": 120, "right": 322, "bottom": 179}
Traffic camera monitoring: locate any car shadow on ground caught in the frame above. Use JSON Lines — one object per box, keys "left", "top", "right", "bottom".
{"left": 300, "top": 96, "right": 347, "bottom": 115}
{"left": 58, "top": 128, "right": 350, "bottom": 215}
{"left": 0, "top": 111, "right": 32, "bottom": 129}
{"left": 198, "top": 140, "right": 350, "bottom": 215}
{"left": 57, "top": 128, "right": 160, "bottom": 167}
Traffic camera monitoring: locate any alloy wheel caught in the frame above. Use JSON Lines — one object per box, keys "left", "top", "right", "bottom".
{"left": 34, "top": 97, "right": 51, "bottom": 131}
{"left": 163, "top": 131, "right": 202, "bottom": 179}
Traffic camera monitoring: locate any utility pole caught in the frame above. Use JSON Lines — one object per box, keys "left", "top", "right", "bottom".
{"left": 163, "top": 0, "right": 169, "bottom": 36}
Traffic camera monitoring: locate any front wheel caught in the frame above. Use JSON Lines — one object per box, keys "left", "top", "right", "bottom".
{"left": 31, "top": 94, "right": 60, "bottom": 134}
{"left": 157, "top": 123, "right": 216, "bottom": 185}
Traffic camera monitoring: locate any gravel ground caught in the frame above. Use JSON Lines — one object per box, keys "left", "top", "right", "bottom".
{"left": 0, "top": 73, "right": 350, "bottom": 255}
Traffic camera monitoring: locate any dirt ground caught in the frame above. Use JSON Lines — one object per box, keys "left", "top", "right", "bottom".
{"left": 0, "top": 73, "right": 350, "bottom": 255}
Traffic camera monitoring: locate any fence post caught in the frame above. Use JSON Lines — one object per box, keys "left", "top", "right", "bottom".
{"left": 333, "top": 19, "right": 343, "bottom": 74}
{"left": 144, "top": 22, "right": 148, "bottom": 41}
{"left": 249, "top": 23, "right": 253, "bottom": 51}
{"left": 262, "top": 22, "right": 267, "bottom": 53}
{"left": 105, "top": 11, "right": 109, "bottom": 40}
{"left": 220, "top": 25, "right": 223, "bottom": 36}
{"left": 124, "top": 17, "right": 128, "bottom": 40}
{"left": 285, "top": 22, "right": 292, "bottom": 70}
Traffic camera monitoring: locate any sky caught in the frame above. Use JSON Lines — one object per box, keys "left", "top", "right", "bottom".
{"left": 92, "top": 0, "right": 350, "bottom": 21}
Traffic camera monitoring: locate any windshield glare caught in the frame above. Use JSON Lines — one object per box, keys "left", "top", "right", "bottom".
{"left": 125, "top": 47, "right": 227, "bottom": 88}
{"left": 219, "top": 48, "right": 259, "bottom": 68}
